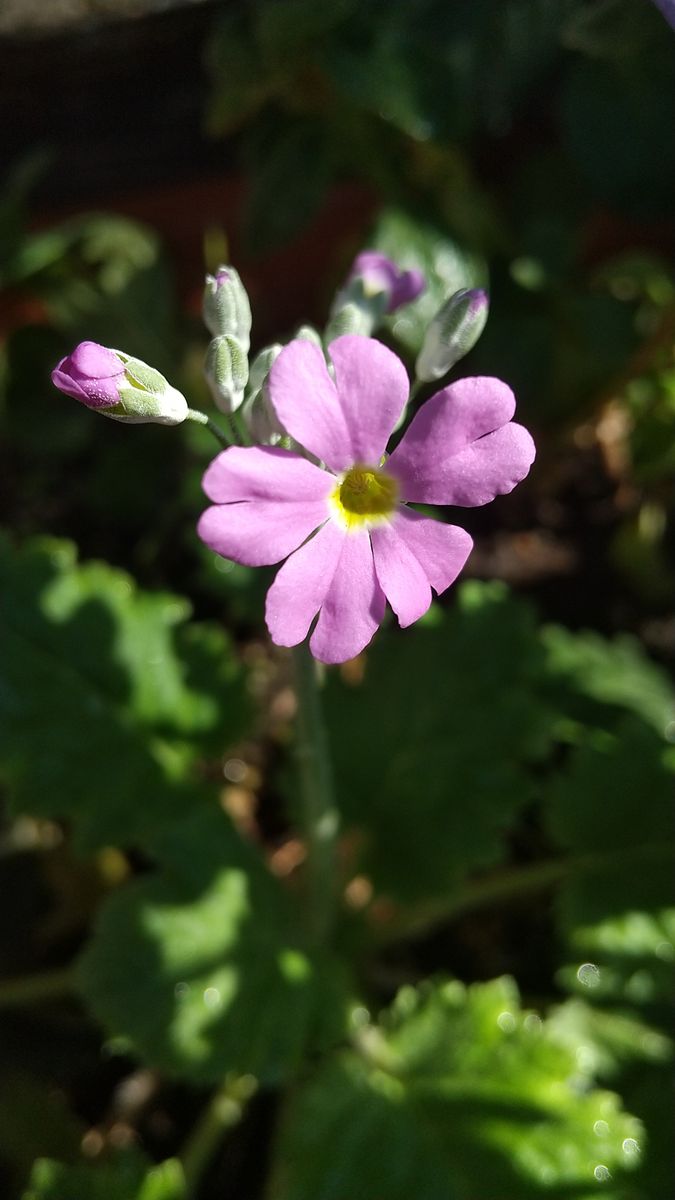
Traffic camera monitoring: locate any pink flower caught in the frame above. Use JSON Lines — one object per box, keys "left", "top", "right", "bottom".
{"left": 347, "top": 251, "right": 425, "bottom": 312}
{"left": 198, "top": 336, "right": 535, "bottom": 664}
{"left": 52, "top": 341, "right": 126, "bottom": 409}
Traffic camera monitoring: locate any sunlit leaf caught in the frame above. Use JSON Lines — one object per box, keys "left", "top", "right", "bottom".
{"left": 23, "top": 1152, "right": 185, "bottom": 1200}
{"left": 0, "top": 537, "right": 248, "bottom": 850}
{"left": 271, "top": 976, "right": 643, "bottom": 1199}
{"left": 78, "top": 808, "right": 348, "bottom": 1085}
{"left": 326, "top": 583, "right": 555, "bottom": 904}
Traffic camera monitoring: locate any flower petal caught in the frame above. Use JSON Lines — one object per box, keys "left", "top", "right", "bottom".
{"left": 197, "top": 501, "right": 328, "bottom": 567}
{"left": 265, "top": 522, "right": 345, "bottom": 648}
{"left": 268, "top": 339, "right": 352, "bottom": 471}
{"left": 387, "top": 376, "right": 535, "bottom": 505}
{"left": 310, "top": 530, "right": 385, "bottom": 664}
{"left": 393, "top": 508, "right": 473, "bottom": 594}
{"left": 370, "top": 523, "right": 432, "bottom": 628}
{"left": 328, "top": 335, "right": 410, "bottom": 466}
{"left": 202, "top": 446, "right": 335, "bottom": 504}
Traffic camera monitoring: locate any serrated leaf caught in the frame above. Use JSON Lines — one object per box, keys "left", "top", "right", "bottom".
{"left": 369, "top": 208, "right": 487, "bottom": 355}
{"left": 326, "top": 583, "right": 555, "bottom": 904}
{"left": 0, "top": 537, "right": 248, "bottom": 850}
{"left": 78, "top": 809, "right": 347, "bottom": 1086}
{"left": 23, "top": 1152, "right": 185, "bottom": 1200}
{"left": 542, "top": 626, "right": 674, "bottom": 738}
{"left": 547, "top": 719, "right": 674, "bottom": 929}
{"left": 271, "top": 976, "right": 643, "bottom": 1200}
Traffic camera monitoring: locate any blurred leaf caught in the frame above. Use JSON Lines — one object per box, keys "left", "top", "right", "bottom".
{"left": 0, "top": 537, "right": 248, "bottom": 850}
{"left": 560, "top": 48, "right": 675, "bottom": 218}
{"left": 324, "top": 0, "right": 576, "bottom": 142}
{"left": 0, "top": 1073, "right": 83, "bottom": 1194}
{"left": 255, "top": 0, "right": 357, "bottom": 62}
{"left": 326, "top": 583, "right": 555, "bottom": 904}
{"left": 23, "top": 1152, "right": 185, "bottom": 1200}
{"left": 271, "top": 976, "right": 642, "bottom": 1199}
{"left": 206, "top": 10, "right": 274, "bottom": 136}
{"left": 370, "top": 208, "right": 488, "bottom": 356}
{"left": 541, "top": 627, "right": 674, "bottom": 738}
{"left": 243, "top": 119, "right": 336, "bottom": 253}
{"left": 547, "top": 719, "right": 675, "bottom": 1015}
{"left": 7, "top": 215, "right": 178, "bottom": 374}
{"left": 78, "top": 809, "right": 348, "bottom": 1085}
{"left": 548, "top": 997, "right": 671, "bottom": 1079}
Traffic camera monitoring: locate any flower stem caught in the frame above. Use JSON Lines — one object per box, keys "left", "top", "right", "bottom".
{"left": 186, "top": 408, "right": 233, "bottom": 449}
{"left": 291, "top": 642, "right": 339, "bottom": 942}
{"left": 0, "top": 967, "right": 74, "bottom": 1007}
{"left": 181, "top": 1076, "right": 256, "bottom": 1196}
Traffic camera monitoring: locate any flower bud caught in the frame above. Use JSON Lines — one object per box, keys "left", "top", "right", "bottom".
{"left": 204, "top": 334, "right": 249, "bottom": 413}
{"left": 202, "top": 265, "right": 252, "bottom": 349}
{"left": 242, "top": 344, "right": 283, "bottom": 444}
{"left": 325, "top": 296, "right": 379, "bottom": 342}
{"left": 415, "top": 288, "right": 489, "bottom": 382}
{"left": 294, "top": 325, "right": 323, "bottom": 348}
{"left": 51, "top": 341, "right": 188, "bottom": 425}
{"left": 346, "top": 250, "right": 425, "bottom": 314}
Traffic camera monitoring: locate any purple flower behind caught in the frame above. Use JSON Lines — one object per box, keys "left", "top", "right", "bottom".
{"left": 52, "top": 341, "right": 125, "bottom": 409}
{"left": 198, "top": 335, "right": 535, "bottom": 664}
{"left": 348, "top": 251, "right": 425, "bottom": 313}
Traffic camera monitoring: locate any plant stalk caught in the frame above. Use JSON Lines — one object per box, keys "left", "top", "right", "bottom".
{"left": 291, "top": 642, "right": 339, "bottom": 942}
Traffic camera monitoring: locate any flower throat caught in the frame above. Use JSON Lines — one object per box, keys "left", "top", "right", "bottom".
{"left": 333, "top": 464, "right": 398, "bottom": 527}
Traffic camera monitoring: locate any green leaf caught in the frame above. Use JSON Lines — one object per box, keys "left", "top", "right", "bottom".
{"left": 23, "top": 1152, "right": 185, "bottom": 1200}
{"left": 369, "top": 208, "right": 487, "bottom": 356}
{"left": 243, "top": 118, "right": 336, "bottom": 253}
{"left": 0, "top": 537, "right": 248, "bottom": 850}
{"left": 77, "top": 809, "right": 348, "bottom": 1085}
{"left": 542, "top": 626, "right": 674, "bottom": 739}
{"left": 548, "top": 719, "right": 675, "bottom": 930}
{"left": 326, "top": 583, "right": 555, "bottom": 905}
{"left": 546, "top": 719, "right": 675, "bottom": 1018}
{"left": 0, "top": 1073, "right": 84, "bottom": 1193}
{"left": 271, "top": 977, "right": 643, "bottom": 1199}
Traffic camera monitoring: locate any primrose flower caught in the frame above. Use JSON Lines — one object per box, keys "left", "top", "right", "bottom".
{"left": 347, "top": 251, "right": 425, "bottom": 313}
{"left": 52, "top": 341, "right": 188, "bottom": 425}
{"left": 198, "top": 336, "right": 535, "bottom": 664}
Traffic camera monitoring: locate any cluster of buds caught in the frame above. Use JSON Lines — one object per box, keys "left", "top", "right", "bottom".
{"left": 51, "top": 250, "right": 492, "bottom": 446}
{"left": 202, "top": 266, "right": 252, "bottom": 414}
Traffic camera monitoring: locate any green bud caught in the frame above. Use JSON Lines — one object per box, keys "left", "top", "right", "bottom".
{"left": 416, "top": 288, "right": 489, "bottom": 382}
{"left": 112, "top": 352, "right": 189, "bottom": 424}
{"left": 202, "top": 265, "right": 252, "bottom": 349}
{"left": 204, "top": 334, "right": 249, "bottom": 413}
{"left": 247, "top": 343, "right": 282, "bottom": 394}
{"left": 294, "top": 324, "right": 324, "bottom": 348}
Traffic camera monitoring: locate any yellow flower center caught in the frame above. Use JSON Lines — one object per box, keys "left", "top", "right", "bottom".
{"left": 331, "top": 464, "right": 398, "bottom": 529}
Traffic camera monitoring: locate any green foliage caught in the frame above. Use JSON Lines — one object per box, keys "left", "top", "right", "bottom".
{"left": 271, "top": 977, "right": 642, "bottom": 1200}
{"left": 369, "top": 208, "right": 488, "bottom": 356}
{"left": 547, "top": 719, "right": 674, "bottom": 930}
{"left": 0, "top": 1075, "right": 83, "bottom": 1195}
{"left": 0, "top": 537, "right": 248, "bottom": 849}
{"left": 326, "top": 583, "right": 554, "bottom": 904}
{"left": 78, "top": 808, "right": 347, "bottom": 1085}
{"left": 23, "top": 1153, "right": 185, "bottom": 1200}
{"left": 541, "top": 627, "right": 674, "bottom": 737}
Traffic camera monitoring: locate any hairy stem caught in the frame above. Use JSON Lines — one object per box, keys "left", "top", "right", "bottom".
{"left": 186, "top": 408, "right": 234, "bottom": 449}
{"left": 0, "top": 967, "right": 74, "bottom": 1006}
{"left": 291, "top": 642, "right": 340, "bottom": 942}
{"left": 181, "top": 1076, "right": 257, "bottom": 1196}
